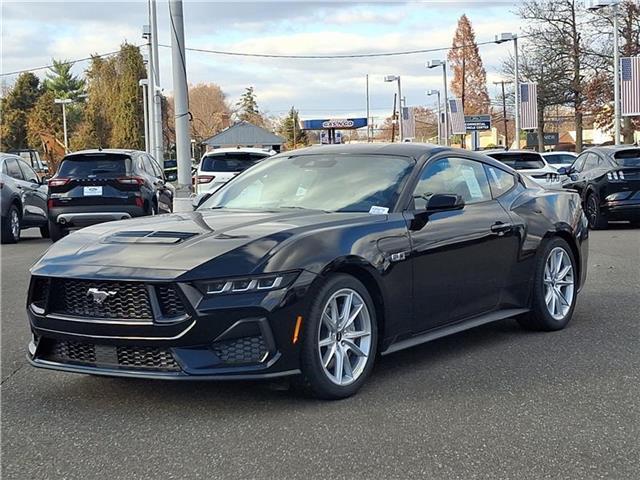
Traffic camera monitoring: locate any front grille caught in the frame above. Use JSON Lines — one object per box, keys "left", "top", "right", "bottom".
{"left": 49, "top": 279, "right": 153, "bottom": 320}
{"left": 156, "top": 285, "right": 187, "bottom": 317}
{"left": 211, "top": 335, "right": 268, "bottom": 364}
{"left": 44, "top": 339, "right": 180, "bottom": 371}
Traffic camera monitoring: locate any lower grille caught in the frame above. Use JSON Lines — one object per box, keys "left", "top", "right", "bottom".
{"left": 44, "top": 339, "right": 180, "bottom": 371}
{"left": 211, "top": 335, "right": 268, "bottom": 364}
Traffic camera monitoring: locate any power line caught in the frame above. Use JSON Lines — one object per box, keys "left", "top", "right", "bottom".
{"left": 0, "top": 48, "right": 127, "bottom": 77}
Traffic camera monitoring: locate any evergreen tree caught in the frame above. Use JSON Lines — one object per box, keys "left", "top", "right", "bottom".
{"left": 0, "top": 72, "right": 42, "bottom": 150}
{"left": 236, "top": 86, "right": 266, "bottom": 126}
{"left": 278, "top": 107, "right": 307, "bottom": 149}
{"left": 447, "top": 15, "right": 490, "bottom": 115}
{"left": 43, "top": 59, "right": 85, "bottom": 100}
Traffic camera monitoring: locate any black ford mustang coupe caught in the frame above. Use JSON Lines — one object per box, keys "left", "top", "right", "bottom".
{"left": 27, "top": 144, "right": 589, "bottom": 399}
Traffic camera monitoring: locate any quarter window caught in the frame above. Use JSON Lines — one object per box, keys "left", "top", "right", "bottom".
{"left": 484, "top": 165, "right": 516, "bottom": 198}
{"left": 5, "top": 158, "right": 24, "bottom": 180}
{"left": 413, "top": 157, "right": 492, "bottom": 209}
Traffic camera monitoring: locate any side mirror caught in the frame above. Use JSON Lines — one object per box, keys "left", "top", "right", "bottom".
{"left": 557, "top": 167, "right": 569, "bottom": 175}
{"left": 191, "top": 192, "right": 211, "bottom": 210}
{"left": 40, "top": 175, "right": 51, "bottom": 183}
{"left": 425, "top": 193, "right": 465, "bottom": 212}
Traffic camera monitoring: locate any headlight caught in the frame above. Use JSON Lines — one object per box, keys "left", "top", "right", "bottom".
{"left": 195, "top": 271, "right": 300, "bottom": 295}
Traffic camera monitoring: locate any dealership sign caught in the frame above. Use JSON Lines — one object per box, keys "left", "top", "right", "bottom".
{"left": 526, "top": 132, "right": 559, "bottom": 147}
{"left": 301, "top": 118, "right": 368, "bottom": 130}
{"left": 464, "top": 115, "right": 491, "bottom": 131}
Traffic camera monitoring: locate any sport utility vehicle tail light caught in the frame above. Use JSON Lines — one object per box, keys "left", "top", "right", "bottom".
{"left": 117, "top": 176, "right": 145, "bottom": 185}
{"left": 48, "top": 178, "right": 70, "bottom": 187}
{"left": 196, "top": 175, "right": 215, "bottom": 184}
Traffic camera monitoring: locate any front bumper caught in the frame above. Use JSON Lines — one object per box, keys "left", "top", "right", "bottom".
{"left": 27, "top": 271, "right": 317, "bottom": 380}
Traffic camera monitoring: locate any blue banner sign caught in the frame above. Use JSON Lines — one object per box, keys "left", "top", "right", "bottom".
{"left": 301, "top": 118, "right": 368, "bottom": 130}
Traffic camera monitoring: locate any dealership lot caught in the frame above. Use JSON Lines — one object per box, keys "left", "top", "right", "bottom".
{"left": 1, "top": 227, "right": 639, "bottom": 479}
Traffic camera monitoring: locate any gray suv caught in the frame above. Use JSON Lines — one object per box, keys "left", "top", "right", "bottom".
{"left": 1, "top": 153, "right": 49, "bottom": 243}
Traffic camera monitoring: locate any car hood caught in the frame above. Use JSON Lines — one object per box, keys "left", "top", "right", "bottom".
{"left": 31, "top": 209, "right": 382, "bottom": 280}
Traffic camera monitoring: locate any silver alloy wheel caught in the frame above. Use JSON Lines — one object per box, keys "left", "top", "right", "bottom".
{"left": 317, "top": 288, "right": 372, "bottom": 386}
{"left": 543, "top": 247, "right": 575, "bottom": 320}
{"left": 10, "top": 209, "right": 20, "bottom": 240}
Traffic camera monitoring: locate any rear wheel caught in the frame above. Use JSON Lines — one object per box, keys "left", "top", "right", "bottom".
{"left": 1, "top": 205, "right": 21, "bottom": 244}
{"left": 48, "top": 219, "right": 68, "bottom": 242}
{"left": 299, "top": 274, "right": 377, "bottom": 399}
{"left": 518, "top": 237, "right": 577, "bottom": 331}
{"left": 40, "top": 224, "right": 50, "bottom": 238}
{"left": 586, "top": 192, "right": 607, "bottom": 229}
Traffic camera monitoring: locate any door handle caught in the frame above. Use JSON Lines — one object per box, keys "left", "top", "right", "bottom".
{"left": 491, "top": 222, "right": 513, "bottom": 235}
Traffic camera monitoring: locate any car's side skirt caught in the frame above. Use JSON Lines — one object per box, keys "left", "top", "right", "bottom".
{"left": 381, "top": 308, "right": 530, "bottom": 355}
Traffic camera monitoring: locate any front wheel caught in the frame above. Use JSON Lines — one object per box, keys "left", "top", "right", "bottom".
{"left": 299, "top": 274, "right": 378, "bottom": 399}
{"left": 518, "top": 237, "right": 578, "bottom": 331}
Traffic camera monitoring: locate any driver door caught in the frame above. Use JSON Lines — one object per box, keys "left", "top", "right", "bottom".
{"left": 407, "top": 156, "right": 516, "bottom": 333}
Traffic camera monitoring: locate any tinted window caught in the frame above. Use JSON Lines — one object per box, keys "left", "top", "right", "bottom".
{"left": 582, "top": 153, "right": 600, "bottom": 171}
{"left": 58, "top": 154, "right": 130, "bottom": 178}
{"left": 149, "top": 157, "right": 164, "bottom": 177}
{"left": 18, "top": 160, "right": 39, "bottom": 183}
{"left": 613, "top": 149, "right": 640, "bottom": 167}
{"left": 201, "top": 152, "right": 269, "bottom": 172}
{"left": 413, "top": 157, "right": 492, "bottom": 209}
{"left": 545, "top": 154, "right": 575, "bottom": 165}
{"left": 202, "top": 154, "right": 414, "bottom": 213}
{"left": 488, "top": 152, "right": 545, "bottom": 170}
{"left": 5, "top": 158, "right": 24, "bottom": 180}
{"left": 572, "top": 154, "right": 587, "bottom": 172}
{"left": 484, "top": 165, "right": 516, "bottom": 198}
{"left": 1, "top": 160, "right": 7, "bottom": 175}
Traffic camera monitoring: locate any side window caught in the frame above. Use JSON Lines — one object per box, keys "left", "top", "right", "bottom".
{"left": 1, "top": 160, "right": 7, "bottom": 174}
{"left": 413, "top": 157, "right": 492, "bottom": 209}
{"left": 18, "top": 161, "right": 39, "bottom": 183}
{"left": 484, "top": 165, "right": 516, "bottom": 198}
{"left": 150, "top": 157, "right": 163, "bottom": 178}
{"left": 5, "top": 158, "right": 24, "bottom": 180}
{"left": 572, "top": 154, "right": 587, "bottom": 172}
{"left": 582, "top": 153, "right": 598, "bottom": 171}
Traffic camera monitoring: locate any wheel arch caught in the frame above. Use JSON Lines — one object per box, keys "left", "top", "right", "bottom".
{"left": 319, "top": 258, "right": 387, "bottom": 348}
{"left": 543, "top": 229, "right": 582, "bottom": 289}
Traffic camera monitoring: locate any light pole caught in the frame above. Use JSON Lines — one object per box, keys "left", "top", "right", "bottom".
{"left": 54, "top": 98, "right": 73, "bottom": 153}
{"left": 493, "top": 80, "right": 513, "bottom": 149}
{"left": 427, "top": 60, "right": 449, "bottom": 146}
{"left": 384, "top": 75, "right": 403, "bottom": 142}
{"left": 496, "top": 33, "right": 519, "bottom": 148}
{"left": 426, "top": 89, "right": 441, "bottom": 145}
{"left": 139, "top": 79, "right": 150, "bottom": 153}
{"left": 587, "top": 0, "right": 621, "bottom": 145}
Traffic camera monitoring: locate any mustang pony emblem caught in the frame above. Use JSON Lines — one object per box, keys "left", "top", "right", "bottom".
{"left": 86, "top": 288, "right": 117, "bottom": 305}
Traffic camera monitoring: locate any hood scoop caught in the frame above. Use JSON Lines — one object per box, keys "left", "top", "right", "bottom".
{"left": 102, "top": 230, "right": 200, "bottom": 245}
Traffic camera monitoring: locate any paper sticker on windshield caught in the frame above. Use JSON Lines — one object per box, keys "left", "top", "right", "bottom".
{"left": 369, "top": 206, "right": 389, "bottom": 215}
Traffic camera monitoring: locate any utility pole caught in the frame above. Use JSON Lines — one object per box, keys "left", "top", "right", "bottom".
{"left": 150, "top": 0, "right": 164, "bottom": 160}
{"left": 169, "top": 0, "right": 191, "bottom": 211}
{"left": 613, "top": 1, "right": 620, "bottom": 145}
{"left": 142, "top": 25, "right": 156, "bottom": 156}
{"left": 366, "top": 74, "right": 371, "bottom": 142}
{"left": 493, "top": 80, "right": 512, "bottom": 149}
{"left": 426, "top": 89, "right": 441, "bottom": 145}
{"left": 54, "top": 98, "right": 73, "bottom": 153}
{"left": 514, "top": 35, "right": 520, "bottom": 149}
{"left": 139, "top": 79, "right": 150, "bottom": 153}
{"left": 391, "top": 93, "right": 397, "bottom": 143}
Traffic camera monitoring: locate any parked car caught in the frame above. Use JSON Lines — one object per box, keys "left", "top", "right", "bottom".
{"left": 8, "top": 149, "right": 49, "bottom": 179}
{"left": 561, "top": 145, "right": 640, "bottom": 229}
{"left": 1, "top": 153, "right": 49, "bottom": 243}
{"left": 194, "top": 147, "right": 274, "bottom": 194}
{"left": 47, "top": 149, "right": 174, "bottom": 241}
{"left": 27, "top": 144, "right": 588, "bottom": 399}
{"left": 542, "top": 151, "right": 578, "bottom": 170}
{"left": 485, "top": 150, "right": 563, "bottom": 189}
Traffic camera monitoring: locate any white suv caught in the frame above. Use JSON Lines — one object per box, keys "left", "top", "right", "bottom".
{"left": 195, "top": 148, "right": 274, "bottom": 194}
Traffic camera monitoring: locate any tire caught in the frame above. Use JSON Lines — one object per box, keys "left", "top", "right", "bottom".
{"left": 40, "top": 224, "right": 50, "bottom": 238}
{"left": 1, "top": 205, "right": 21, "bottom": 244}
{"left": 585, "top": 192, "right": 607, "bottom": 229}
{"left": 517, "top": 237, "right": 578, "bottom": 332}
{"left": 48, "top": 219, "right": 68, "bottom": 242}
{"left": 299, "top": 274, "right": 378, "bottom": 399}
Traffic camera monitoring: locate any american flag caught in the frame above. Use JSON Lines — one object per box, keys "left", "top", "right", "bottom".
{"left": 401, "top": 106, "right": 416, "bottom": 139}
{"left": 621, "top": 57, "right": 640, "bottom": 116}
{"left": 448, "top": 98, "right": 466, "bottom": 134}
{"left": 520, "top": 82, "right": 538, "bottom": 130}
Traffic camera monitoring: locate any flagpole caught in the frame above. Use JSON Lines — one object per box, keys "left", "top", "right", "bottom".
{"left": 613, "top": 2, "right": 621, "bottom": 145}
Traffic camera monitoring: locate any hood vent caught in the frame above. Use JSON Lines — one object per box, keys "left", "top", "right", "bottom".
{"left": 103, "top": 230, "right": 199, "bottom": 244}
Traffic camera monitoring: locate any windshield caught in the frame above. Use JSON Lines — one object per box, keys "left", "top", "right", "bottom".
{"left": 614, "top": 149, "right": 640, "bottom": 167}
{"left": 57, "top": 154, "right": 130, "bottom": 178}
{"left": 545, "top": 154, "right": 575, "bottom": 165}
{"left": 488, "top": 152, "right": 545, "bottom": 170}
{"left": 200, "top": 154, "right": 414, "bottom": 213}
{"left": 200, "top": 152, "right": 269, "bottom": 172}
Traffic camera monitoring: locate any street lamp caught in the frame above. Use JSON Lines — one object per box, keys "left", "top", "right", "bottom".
{"left": 139, "top": 79, "right": 150, "bottom": 153}
{"left": 426, "top": 60, "right": 449, "bottom": 146}
{"left": 587, "top": 0, "right": 621, "bottom": 145}
{"left": 426, "top": 89, "right": 441, "bottom": 145}
{"left": 384, "top": 75, "right": 404, "bottom": 142}
{"left": 54, "top": 98, "right": 73, "bottom": 153}
{"left": 495, "top": 33, "right": 519, "bottom": 148}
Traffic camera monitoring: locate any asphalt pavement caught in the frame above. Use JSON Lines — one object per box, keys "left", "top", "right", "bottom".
{"left": 2, "top": 226, "right": 639, "bottom": 480}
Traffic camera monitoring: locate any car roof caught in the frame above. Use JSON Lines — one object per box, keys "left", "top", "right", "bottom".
{"left": 65, "top": 148, "right": 143, "bottom": 157}
{"left": 542, "top": 151, "right": 577, "bottom": 156}
{"left": 202, "top": 147, "right": 274, "bottom": 156}
{"left": 585, "top": 145, "right": 639, "bottom": 157}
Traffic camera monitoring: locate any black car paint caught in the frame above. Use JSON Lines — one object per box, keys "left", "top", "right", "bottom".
{"left": 27, "top": 144, "right": 589, "bottom": 380}
{"left": 48, "top": 149, "right": 174, "bottom": 228}
{"left": 562, "top": 146, "right": 640, "bottom": 223}
{"left": 1, "top": 154, "right": 48, "bottom": 228}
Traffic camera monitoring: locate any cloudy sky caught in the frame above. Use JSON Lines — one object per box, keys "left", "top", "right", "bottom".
{"left": 2, "top": 0, "right": 522, "bottom": 121}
